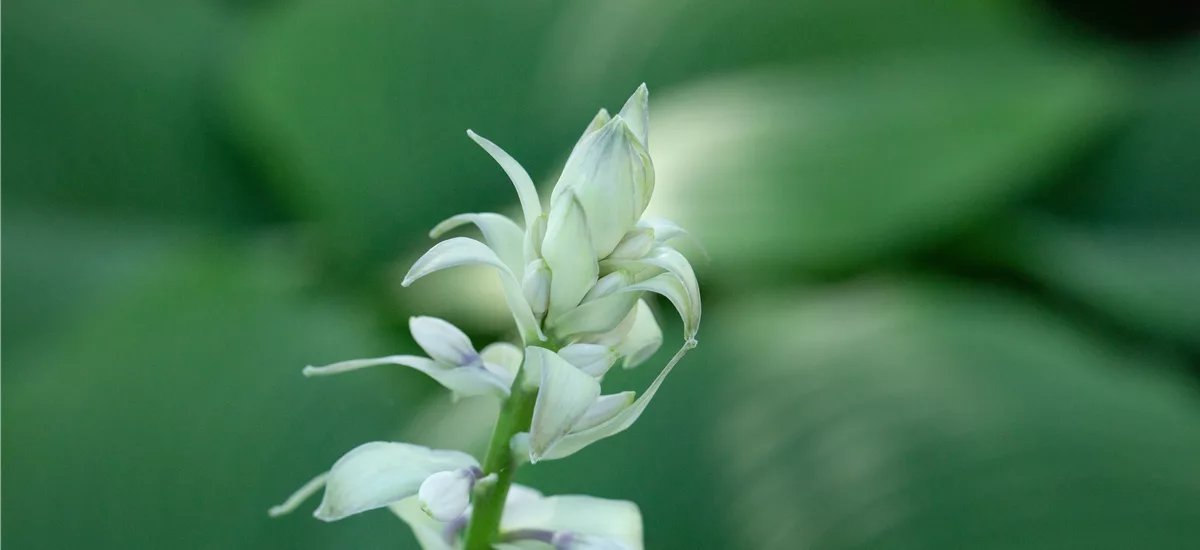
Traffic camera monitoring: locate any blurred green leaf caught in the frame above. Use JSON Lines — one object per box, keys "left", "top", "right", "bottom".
{"left": 2, "top": 241, "right": 434, "bottom": 549}
{"left": 229, "top": 0, "right": 567, "bottom": 265}
{"left": 998, "top": 43, "right": 1200, "bottom": 347}
{"left": 644, "top": 54, "right": 1122, "bottom": 278}
{"left": 709, "top": 278, "right": 1200, "bottom": 549}
{"left": 3, "top": 0, "right": 273, "bottom": 227}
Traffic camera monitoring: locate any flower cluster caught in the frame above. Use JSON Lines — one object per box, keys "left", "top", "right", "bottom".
{"left": 270, "top": 85, "right": 700, "bottom": 550}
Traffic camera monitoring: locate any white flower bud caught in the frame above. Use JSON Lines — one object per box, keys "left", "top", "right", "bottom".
{"left": 606, "top": 228, "right": 654, "bottom": 260}
{"left": 523, "top": 259, "right": 551, "bottom": 318}
{"left": 409, "top": 316, "right": 479, "bottom": 367}
{"left": 557, "top": 343, "right": 617, "bottom": 378}
{"left": 418, "top": 468, "right": 477, "bottom": 522}
{"left": 582, "top": 271, "right": 631, "bottom": 303}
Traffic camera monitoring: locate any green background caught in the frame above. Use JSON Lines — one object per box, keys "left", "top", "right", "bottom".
{"left": 4, "top": 0, "right": 1199, "bottom": 548}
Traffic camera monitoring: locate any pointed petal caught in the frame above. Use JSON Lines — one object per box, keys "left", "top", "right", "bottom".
{"left": 268, "top": 472, "right": 329, "bottom": 517}
{"left": 539, "top": 340, "right": 696, "bottom": 461}
{"left": 571, "top": 392, "right": 635, "bottom": 432}
{"left": 403, "top": 237, "right": 544, "bottom": 343}
{"left": 501, "top": 494, "right": 644, "bottom": 550}
{"left": 617, "top": 83, "right": 650, "bottom": 148}
{"left": 481, "top": 341, "right": 523, "bottom": 383}
{"left": 542, "top": 196, "right": 598, "bottom": 320}
{"left": 527, "top": 348, "right": 601, "bottom": 462}
{"left": 550, "top": 290, "right": 642, "bottom": 340}
{"left": 410, "top": 316, "right": 478, "bottom": 366}
{"left": 523, "top": 214, "right": 547, "bottom": 263}
{"left": 303, "top": 355, "right": 510, "bottom": 397}
{"left": 582, "top": 271, "right": 631, "bottom": 302}
{"left": 418, "top": 468, "right": 476, "bottom": 521}
{"left": 430, "top": 212, "right": 525, "bottom": 275}
{"left": 577, "top": 301, "right": 640, "bottom": 347}
{"left": 550, "top": 117, "right": 654, "bottom": 257}
{"left": 390, "top": 497, "right": 456, "bottom": 550}
{"left": 614, "top": 300, "right": 662, "bottom": 369}
{"left": 579, "top": 108, "right": 612, "bottom": 142}
{"left": 313, "top": 442, "right": 478, "bottom": 521}
{"left": 466, "top": 130, "right": 542, "bottom": 228}
{"left": 557, "top": 343, "right": 617, "bottom": 378}
{"left": 606, "top": 228, "right": 654, "bottom": 261}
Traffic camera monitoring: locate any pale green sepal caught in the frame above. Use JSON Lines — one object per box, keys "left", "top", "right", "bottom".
{"left": 616, "top": 83, "right": 649, "bottom": 148}
{"left": 390, "top": 497, "right": 455, "bottom": 550}
{"left": 539, "top": 340, "right": 696, "bottom": 461}
{"left": 303, "top": 355, "right": 510, "bottom": 398}
{"left": 542, "top": 196, "right": 598, "bottom": 321}
{"left": 549, "top": 290, "right": 642, "bottom": 340}
{"left": 403, "top": 236, "right": 544, "bottom": 342}
{"left": 500, "top": 494, "right": 644, "bottom": 550}
{"left": 615, "top": 300, "right": 662, "bottom": 369}
{"left": 527, "top": 347, "right": 601, "bottom": 462}
{"left": 430, "top": 212, "right": 525, "bottom": 275}
{"left": 557, "top": 343, "right": 617, "bottom": 378}
{"left": 268, "top": 471, "right": 329, "bottom": 517}
{"left": 571, "top": 391, "right": 635, "bottom": 432}
{"left": 313, "top": 442, "right": 479, "bottom": 521}
{"left": 466, "top": 130, "right": 542, "bottom": 229}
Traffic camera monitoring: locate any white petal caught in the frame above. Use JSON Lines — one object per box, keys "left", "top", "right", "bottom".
{"left": 403, "top": 236, "right": 544, "bottom": 343}
{"left": 410, "top": 316, "right": 478, "bottom": 367}
{"left": 582, "top": 271, "right": 631, "bottom": 302}
{"left": 481, "top": 341, "right": 523, "bottom": 383}
{"left": 466, "top": 130, "right": 542, "bottom": 229}
{"left": 606, "top": 228, "right": 654, "bottom": 261}
{"left": 303, "top": 355, "right": 510, "bottom": 398}
{"left": 268, "top": 472, "right": 329, "bottom": 517}
{"left": 313, "top": 442, "right": 478, "bottom": 521}
{"left": 542, "top": 196, "right": 598, "bottom": 320}
{"left": 390, "top": 497, "right": 456, "bottom": 550}
{"left": 501, "top": 494, "right": 643, "bottom": 550}
{"left": 557, "top": 343, "right": 617, "bottom": 378}
{"left": 623, "top": 247, "right": 700, "bottom": 341}
{"left": 524, "top": 214, "right": 547, "bottom": 264}
{"left": 571, "top": 392, "right": 635, "bottom": 432}
{"left": 614, "top": 300, "right": 662, "bottom": 369}
{"left": 538, "top": 340, "right": 696, "bottom": 461}
{"left": 617, "top": 83, "right": 650, "bottom": 148}
{"left": 418, "top": 468, "right": 475, "bottom": 522}
{"left": 527, "top": 347, "right": 601, "bottom": 462}
{"left": 550, "top": 117, "right": 654, "bottom": 258}
{"left": 430, "top": 212, "right": 525, "bottom": 275}
{"left": 558, "top": 534, "right": 637, "bottom": 550}
{"left": 636, "top": 217, "right": 688, "bottom": 244}
{"left": 549, "top": 291, "right": 642, "bottom": 340}
{"left": 579, "top": 108, "right": 612, "bottom": 143}
{"left": 522, "top": 259, "right": 551, "bottom": 318}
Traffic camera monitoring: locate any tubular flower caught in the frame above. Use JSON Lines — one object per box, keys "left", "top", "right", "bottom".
{"left": 271, "top": 84, "right": 699, "bottom": 550}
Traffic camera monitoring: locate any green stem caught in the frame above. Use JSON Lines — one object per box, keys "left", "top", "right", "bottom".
{"left": 462, "top": 372, "right": 539, "bottom": 549}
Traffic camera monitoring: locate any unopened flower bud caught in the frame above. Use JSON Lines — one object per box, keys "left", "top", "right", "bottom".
{"left": 523, "top": 259, "right": 552, "bottom": 318}
{"left": 418, "top": 468, "right": 479, "bottom": 522}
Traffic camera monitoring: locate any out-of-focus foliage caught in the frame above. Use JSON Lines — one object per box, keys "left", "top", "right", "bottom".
{"left": 4, "top": 0, "right": 1199, "bottom": 548}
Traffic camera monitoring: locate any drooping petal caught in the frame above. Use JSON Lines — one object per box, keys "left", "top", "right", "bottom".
{"left": 550, "top": 116, "right": 655, "bottom": 258}
{"left": 390, "top": 497, "right": 456, "bottom": 550}
{"left": 303, "top": 355, "right": 511, "bottom": 397}
{"left": 313, "top": 442, "right": 478, "bottom": 521}
{"left": 624, "top": 260, "right": 700, "bottom": 341}
{"left": 527, "top": 347, "right": 600, "bottom": 462}
{"left": 538, "top": 340, "right": 697, "bottom": 461}
{"left": 403, "top": 236, "right": 544, "bottom": 343}
{"left": 542, "top": 196, "right": 598, "bottom": 321}
{"left": 418, "top": 468, "right": 476, "bottom": 521}
{"left": 550, "top": 290, "right": 642, "bottom": 340}
{"left": 430, "top": 212, "right": 525, "bottom": 275}
{"left": 268, "top": 472, "right": 329, "bottom": 517}
{"left": 570, "top": 392, "right": 635, "bottom": 432}
{"left": 557, "top": 343, "right": 617, "bottom": 378}
{"left": 410, "top": 316, "right": 478, "bottom": 367}
{"left": 614, "top": 300, "right": 662, "bottom": 369}
{"left": 501, "top": 494, "right": 644, "bottom": 550}
{"left": 466, "top": 130, "right": 542, "bottom": 229}
{"left": 481, "top": 341, "right": 523, "bottom": 384}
